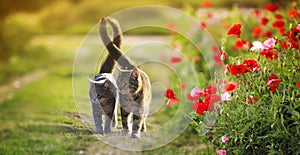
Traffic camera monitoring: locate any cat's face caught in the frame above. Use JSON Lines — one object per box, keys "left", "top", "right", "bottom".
{"left": 117, "top": 68, "right": 141, "bottom": 95}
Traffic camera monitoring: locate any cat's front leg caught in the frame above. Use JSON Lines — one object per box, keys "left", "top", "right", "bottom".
{"left": 104, "top": 115, "right": 112, "bottom": 133}
{"left": 120, "top": 107, "right": 130, "bottom": 135}
{"left": 131, "top": 114, "right": 144, "bottom": 138}
{"left": 92, "top": 103, "right": 104, "bottom": 134}
{"left": 131, "top": 103, "right": 145, "bottom": 138}
{"left": 104, "top": 102, "right": 116, "bottom": 133}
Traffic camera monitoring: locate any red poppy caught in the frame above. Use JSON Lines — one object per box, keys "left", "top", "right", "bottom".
{"left": 235, "top": 39, "right": 249, "bottom": 50}
{"left": 264, "top": 4, "right": 279, "bottom": 12}
{"left": 193, "top": 101, "right": 209, "bottom": 115}
{"left": 200, "top": 22, "right": 207, "bottom": 29}
{"left": 202, "top": 1, "right": 213, "bottom": 7}
{"left": 204, "top": 85, "right": 217, "bottom": 95}
{"left": 261, "top": 17, "right": 269, "bottom": 26}
{"left": 170, "top": 56, "right": 181, "bottom": 63}
{"left": 218, "top": 79, "right": 227, "bottom": 86}
{"left": 207, "top": 12, "right": 213, "bottom": 18}
{"left": 224, "top": 82, "right": 238, "bottom": 92}
{"left": 222, "top": 22, "right": 229, "bottom": 29}
{"left": 164, "top": 88, "right": 176, "bottom": 98}
{"left": 278, "top": 27, "right": 285, "bottom": 35}
{"left": 192, "top": 94, "right": 221, "bottom": 115}
{"left": 281, "top": 41, "right": 289, "bottom": 49}
{"left": 252, "top": 26, "right": 262, "bottom": 38}
{"left": 253, "top": 9, "right": 261, "bottom": 17}
{"left": 227, "top": 23, "right": 242, "bottom": 38}
{"left": 260, "top": 50, "right": 278, "bottom": 60}
{"left": 213, "top": 52, "right": 226, "bottom": 66}
{"left": 229, "top": 64, "right": 249, "bottom": 76}
{"left": 267, "top": 74, "right": 282, "bottom": 92}
{"left": 288, "top": 38, "right": 300, "bottom": 49}
{"left": 164, "top": 89, "right": 180, "bottom": 105}
{"left": 204, "top": 95, "right": 220, "bottom": 111}
{"left": 243, "top": 97, "right": 258, "bottom": 104}
{"left": 205, "top": 94, "right": 221, "bottom": 104}
{"left": 166, "top": 22, "right": 178, "bottom": 35}
{"left": 194, "top": 55, "right": 201, "bottom": 61}
{"left": 262, "top": 30, "right": 273, "bottom": 38}
{"left": 275, "top": 14, "right": 283, "bottom": 19}
{"left": 211, "top": 45, "right": 219, "bottom": 52}
{"left": 243, "top": 59, "right": 261, "bottom": 72}
{"left": 288, "top": 9, "right": 299, "bottom": 19}
{"left": 179, "top": 83, "right": 187, "bottom": 90}
{"left": 186, "top": 93, "right": 199, "bottom": 102}
{"left": 287, "top": 28, "right": 300, "bottom": 39}
{"left": 272, "top": 20, "right": 285, "bottom": 28}
{"left": 297, "top": 82, "right": 300, "bottom": 88}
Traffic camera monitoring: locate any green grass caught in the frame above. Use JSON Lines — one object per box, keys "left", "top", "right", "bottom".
{"left": 0, "top": 35, "right": 213, "bottom": 154}
{"left": 0, "top": 65, "right": 93, "bottom": 154}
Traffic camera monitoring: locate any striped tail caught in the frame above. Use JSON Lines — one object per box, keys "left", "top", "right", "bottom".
{"left": 99, "top": 18, "right": 121, "bottom": 74}
{"left": 99, "top": 17, "right": 135, "bottom": 70}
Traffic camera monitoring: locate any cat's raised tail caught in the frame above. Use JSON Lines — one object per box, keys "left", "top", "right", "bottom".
{"left": 98, "top": 17, "right": 122, "bottom": 74}
{"left": 99, "top": 17, "right": 135, "bottom": 69}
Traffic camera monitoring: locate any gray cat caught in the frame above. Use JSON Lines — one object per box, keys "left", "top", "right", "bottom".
{"left": 100, "top": 17, "right": 152, "bottom": 138}
{"left": 88, "top": 20, "right": 122, "bottom": 134}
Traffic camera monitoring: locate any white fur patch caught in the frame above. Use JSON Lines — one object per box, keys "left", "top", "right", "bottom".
{"left": 87, "top": 73, "right": 117, "bottom": 86}
{"left": 87, "top": 78, "right": 106, "bottom": 84}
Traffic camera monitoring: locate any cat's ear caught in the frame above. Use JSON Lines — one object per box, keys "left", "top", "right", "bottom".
{"left": 132, "top": 68, "right": 140, "bottom": 78}
{"left": 104, "top": 80, "right": 111, "bottom": 88}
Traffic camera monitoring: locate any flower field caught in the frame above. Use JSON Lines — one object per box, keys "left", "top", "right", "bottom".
{"left": 165, "top": 2, "right": 300, "bottom": 154}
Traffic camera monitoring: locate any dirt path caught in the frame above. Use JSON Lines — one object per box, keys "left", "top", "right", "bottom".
{"left": 0, "top": 70, "right": 47, "bottom": 104}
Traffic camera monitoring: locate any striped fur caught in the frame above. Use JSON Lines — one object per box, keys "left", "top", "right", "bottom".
{"left": 100, "top": 17, "right": 152, "bottom": 138}
{"left": 88, "top": 18, "right": 122, "bottom": 134}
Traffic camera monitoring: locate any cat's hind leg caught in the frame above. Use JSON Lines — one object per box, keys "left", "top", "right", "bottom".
{"left": 140, "top": 120, "right": 146, "bottom": 132}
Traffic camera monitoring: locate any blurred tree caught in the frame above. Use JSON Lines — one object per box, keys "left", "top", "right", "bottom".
{"left": 0, "top": 0, "right": 53, "bottom": 19}
{"left": 0, "top": 0, "right": 62, "bottom": 60}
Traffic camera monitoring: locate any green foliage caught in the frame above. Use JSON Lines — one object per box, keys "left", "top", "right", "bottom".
{"left": 0, "top": 13, "right": 33, "bottom": 60}
{"left": 208, "top": 16, "right": 297, "bottom": 155}
{"left": 177, "top": 2, "right": 300, "bottom": 154}
{"left": 210, "top": 45, "right": 300, "bottom": 154}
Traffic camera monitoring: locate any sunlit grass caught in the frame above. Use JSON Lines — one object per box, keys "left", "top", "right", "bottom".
{"left": 0, "top": 34, "right": 213, "bottom": 154}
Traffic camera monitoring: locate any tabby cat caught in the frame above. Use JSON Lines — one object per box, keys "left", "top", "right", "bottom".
{"left": 100, "top": 17, "right": 152, "bottom": 138}
{"left": 88, "top": 20, "right": 122, "bottom": 134}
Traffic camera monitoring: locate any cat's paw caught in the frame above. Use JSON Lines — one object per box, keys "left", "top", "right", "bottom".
{"left": 122, "top": 129, "right": 131, "bottom": 135}
{"left": 131, "top": 132, "right": 140, "bottom": 139}
{"left": 94, "top": 130, "right": 104, "bottom": 135}
{"left": 104, "top": 129, "right": 112, "bottom": 133}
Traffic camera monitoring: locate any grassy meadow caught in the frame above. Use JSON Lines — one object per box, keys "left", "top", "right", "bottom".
{"left": 0, "top": 0, "right": 295, "bottom": 154}
{"left": 0, "top": 35, "right": 212, "bottom": 154}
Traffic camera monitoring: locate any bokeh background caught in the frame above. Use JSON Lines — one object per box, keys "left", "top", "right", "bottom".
{"left": 0, "top": 0, "right": 292, "bottom": 154}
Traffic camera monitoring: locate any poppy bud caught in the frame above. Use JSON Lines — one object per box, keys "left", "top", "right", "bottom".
{"left": 221, "top": 52, "right": 226, "bottom": 61}
{"left": 289, "top": 23, "right": 293, "bottom": 31}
